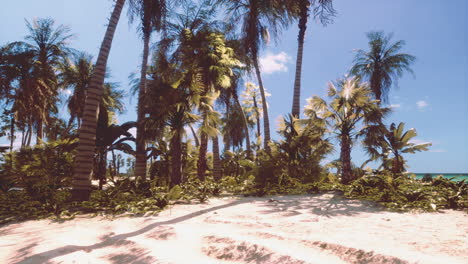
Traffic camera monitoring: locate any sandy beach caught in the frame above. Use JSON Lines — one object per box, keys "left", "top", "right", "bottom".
{"left": 0, "top": 193, "right": 466, "bottom": 264}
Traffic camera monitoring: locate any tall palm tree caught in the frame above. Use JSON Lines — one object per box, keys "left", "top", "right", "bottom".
{"left": 128, "top": 0, "right": 169, "bottom": 182}
{"left": 241, "top": 82, "right": 268, "bottom": 140}
{"left": 59, "top": 52, "right": 94, "bottom": 128}
{"left": 72, "top": 0, "right": 126, "bottom": 201}
{"left": 225, "top": 0, "right": 291, "bottom": 151}
{"left": 19, "top": 18, "right": 73, "bottom": 142}
{"left": 0, "top": 44, "right": 42, "bottom": 148}
{"left": 350, "top": 31, "right": 415, "bottom": 103}
{"left": 290, "top": 0, "right": 335, "bottom": 117}
{"left": 304, "top": 76, "right": 390, "bottom": 184}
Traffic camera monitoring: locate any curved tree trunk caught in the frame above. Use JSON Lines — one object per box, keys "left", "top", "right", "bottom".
{"left": 292, "top": 2, "right": 309, "bottom": 118}
{"left": 234, "top": 96, "right": 251, "bottom": 158}
{"left": 340, "top": 131, "right": 353, "bottom": 184}
{"left": 212, "top": 135, "right": 221, "bottom": 181}
{"left": 71, "top": 0, "right": 125, "bottom": 201}
{"left": 135, "top": 31, "right": 151, "bottom": 182}
{"left": 253, "top": 60, "right": 270, "bottom": 152}
{"left": 188, "top": 124, "right": 199, "bottom": 147}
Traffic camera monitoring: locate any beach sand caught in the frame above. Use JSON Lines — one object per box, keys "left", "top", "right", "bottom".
{"left": 0, "top": 193, "right": 466, "bottom": 264}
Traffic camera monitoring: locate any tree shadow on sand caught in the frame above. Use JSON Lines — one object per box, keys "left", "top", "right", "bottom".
{"left": 258, "top": 192, "right": 385, "bottom": 218}
{"left": 15, "top": 199, "right": 248, "bottom": 264}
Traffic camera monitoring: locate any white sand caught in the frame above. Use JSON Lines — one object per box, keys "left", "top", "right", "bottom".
{"left": 0, "top": 193, "right": 466, "bottom": 264}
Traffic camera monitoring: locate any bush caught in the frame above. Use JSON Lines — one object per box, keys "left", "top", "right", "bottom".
{"left": 422, "top": 173, "right": 433, "bottom": 183}
{"left": 342, "top": 174, "right": 467, "bottom": 211}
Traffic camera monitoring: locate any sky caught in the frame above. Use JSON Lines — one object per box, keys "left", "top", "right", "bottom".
{"left": 1, "top": 0, "right": 467, "bottom": 173}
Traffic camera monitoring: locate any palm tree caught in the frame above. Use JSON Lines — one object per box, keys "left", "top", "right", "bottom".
{"left": 350, "top": 31, "right": 415, "bottom": 103}
{"left": 363, "top": 122, "right": 431, "bottom": 177}
{"left": 241, "top": 82, "right": 268, "bottom": 140}
{"left": 17, "top": 18, "right": 74, "bottom": 142}
{"left": 145, "top": 71, "right": 199, "bottom": 186}
{"left": 59, "top": 52, "right": 94, "bottom": 128}
{"left": 290, "top": 0, "right": 335, "bottom": 117}
{"left": 128, "top": 0, "right": 169, "bottom": 182}
{"left": 304, "top": 76, "right": 390, "bottom": 184}
{"left": 72, "top": 0, "right": 126, "bottom": 201}
{"left": 0, "top": 44, "right": 41, "bottom": 148}
{"left": 224, "top": 0, "right": 291, "bottom": 151}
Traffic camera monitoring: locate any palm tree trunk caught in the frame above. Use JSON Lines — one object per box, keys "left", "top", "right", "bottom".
{"left": 292, "top": 2, "right": 308, "bottom": 118}
{"left": 234, "top": 96, "right": 251, "bottom": 158}
{"left": 9, "top": 116, "right": 15, "bottom": 152}
{"left": 170, "top": 132, "right": 182, "bottom": 186}
{"left": 340, "top": 131, "right": 353, "bottom": 184}
{"left": 36, "top": 118, "right": 43, "bottom": 144}
{"left": 135, "top": 31, "right": 151, "bottom": 182}
{"left": 253, "top": 96, "right": 261, "bottom": 138}
{"left": 26, "top": 121, "right": 32, "bottom": 146}
{"left": 71, "top": 0, "right": 125, "bottom": 201}
{"left": 188, "top": 124, "right": 199, "bottom": 147}
{"left": 197, "top": 131, "right": 208, "bottom": 181}
{"left": 212, "top": 135, "right": 221, "bottom": 181}
{"left": 253, "top": 60, "right": 270, "bottom": 152}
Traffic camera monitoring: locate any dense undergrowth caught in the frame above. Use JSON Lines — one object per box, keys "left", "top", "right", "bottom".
{"left": 0, "top": 139, "right": 466, "bottom": 226}
{"left": 1, "top": 173, "right": 466, "bottom": 226}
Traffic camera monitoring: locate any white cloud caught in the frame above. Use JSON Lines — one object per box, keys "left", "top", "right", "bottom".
{"left": 390, "top": 104, "right": 401, "bottom": 109}
{"left": 429, "top": 149, "right": 446, "bottom": 153}
{"left": 259, "top": 51, "right": 292, "bottom": 75}
{"left": 416, "top": 100, "right": 428, "bottom": 109}
{"left": 409, "top": 138, "right": 431, "bottom": 145}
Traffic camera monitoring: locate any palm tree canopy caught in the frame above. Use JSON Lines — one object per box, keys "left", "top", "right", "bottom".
{"left": 350, "top": 31, "right": 415, "bottom": 103}
{"left": 304, "top": 76, "right": 390, "bottom": 138}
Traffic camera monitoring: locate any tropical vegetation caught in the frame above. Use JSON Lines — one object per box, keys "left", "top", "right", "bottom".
{"left": 0, "top": 0, "right": 465, "bottom": 225}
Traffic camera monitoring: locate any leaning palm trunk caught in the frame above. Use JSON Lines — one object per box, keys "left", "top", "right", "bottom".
{"left": 234, "top": 96, "right": 251, "bottom": 158}
{"left": 291, "top": 3, "right": 308, "bottom": 118}
{"left": 135, "top": 31, "right": 151, "bottom": 182}
{"left": 188, "top": 124, "right": 200, "bottom": 147}
{"left": 253, "top": 60, "right": 271, "bottom": 152}
{"left": 340, "top": 132, "right": 353, "bottom": 184}
{"left": 212, "top": 135, "right": 221, "bottom": 181}
{"left": 71, "top": 0, "right": 125, "bottom": 201}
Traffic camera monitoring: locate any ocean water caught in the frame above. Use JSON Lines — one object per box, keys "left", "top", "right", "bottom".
{"left": 413, "top": 173, "right": 468, "bottom": 182}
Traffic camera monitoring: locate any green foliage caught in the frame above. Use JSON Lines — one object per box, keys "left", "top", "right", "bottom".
{"left": 0, "top": 139, "right": 76, "bottom": 199}
{"left": 343, "top": 175, "right": 467, "bottom": 211}
{"left": 422, "top": 173, "right": 433, "bottom": 183}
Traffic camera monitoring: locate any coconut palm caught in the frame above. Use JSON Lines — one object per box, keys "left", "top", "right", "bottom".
{"left": 363, "top": 122, "right": 431, "bottom": 177}
{"left": 72, "top": 0, "right": 126, "bottom": 201}
{"left": 128, "top": 0, "right": 169, "bottom": 182}
{"left": 350, "top": 31, "right": 415, "bottom": 103}
{"left": 241, "top": 82, "right": 268, "bottom": 140}
{"left": 289, "top": 0, "right": 335, "bottom": 117}
{"left": 304, "top": 76, "right": 390, "bottom": 184}
{"left": 59, "top": 52, "right": 94, "bottom": 128}
{"left": 224, "top": 0, "right": 291, "bottom": 151}
{"left": 14, "top": 18, "right": 74, "bottom": 142}
{"left": 144, "top": 72, "right": 199, "bottom": 186}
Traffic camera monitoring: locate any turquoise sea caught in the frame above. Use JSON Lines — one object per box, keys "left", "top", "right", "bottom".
{"left": 413, "top": 173, "right": 468, "bottom": 182}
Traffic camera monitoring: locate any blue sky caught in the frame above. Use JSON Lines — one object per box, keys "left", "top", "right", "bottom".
{"left": 1, "top": 0, "right": 467, "bottom": 173}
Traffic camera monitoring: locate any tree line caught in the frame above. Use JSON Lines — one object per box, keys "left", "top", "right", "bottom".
{"left": 0, "top": 0, "right": 426, "bottom": 202}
